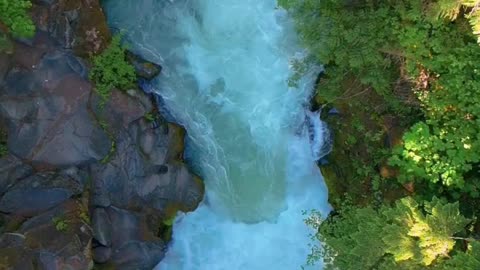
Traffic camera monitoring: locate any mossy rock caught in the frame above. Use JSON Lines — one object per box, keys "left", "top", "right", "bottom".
{"left": 317, "top": 83, "right": 411, "bottom": 207}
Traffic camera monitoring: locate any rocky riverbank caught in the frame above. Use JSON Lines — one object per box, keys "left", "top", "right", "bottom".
{"left": 0, "top": 1, "right": 203, "bottom": 269}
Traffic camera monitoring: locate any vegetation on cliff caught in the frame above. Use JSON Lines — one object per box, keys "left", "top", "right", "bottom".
{"left": 0, "top": 0, "right": 35, "bottom": 38}
{"left": 89, "top": 35, "right": 136, "bottom": 106}
{"left": 280, "top": 0, "right": 480, "bottom": 268}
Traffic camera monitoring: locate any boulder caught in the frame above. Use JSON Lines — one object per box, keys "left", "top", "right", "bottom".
{"left": 0, "top": 155, "right": 33, "bottom": 194}
{"left": 0, "top": 169, "right": 85, "bottom": 217}
{"left": 89, "top": 89, "right": 203, "bottom": 268}
{"left": 0, "top": 35, "right": 110, "bottom": 168}
{"left": 0, "top": 200, "right": 92, "bottom": 270}
{"left": 90, "top": 118, "right": 203, "bottom": 213}
{"left": 91, "top": 206, "right": 165, "bottom": 270}
{"left": 31, "top": 0, "right": 111, "bottom": 55}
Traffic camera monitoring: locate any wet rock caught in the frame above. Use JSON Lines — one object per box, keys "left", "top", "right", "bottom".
{"left": 0, "top": 36, "right": 110, "bottom": 168}
{"left": 126, "top": 51, "right": 162, "bottom": 80}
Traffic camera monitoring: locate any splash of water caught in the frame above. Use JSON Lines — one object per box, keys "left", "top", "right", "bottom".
{"left": 103, "top": 0, "right": 331, "bottom": 269}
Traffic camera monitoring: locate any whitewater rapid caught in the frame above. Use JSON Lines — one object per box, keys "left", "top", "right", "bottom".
{"left": 103, "top": 0, "right": 331, "bottom": 269}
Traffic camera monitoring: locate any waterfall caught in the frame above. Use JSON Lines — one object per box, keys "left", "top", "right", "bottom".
{"left": 103, "top": 0, "right": 331, "bottom": 269}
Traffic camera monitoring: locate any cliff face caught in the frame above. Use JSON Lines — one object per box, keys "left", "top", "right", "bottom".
{"left": 0, "top": 1, "right": 204, "bottom": 269}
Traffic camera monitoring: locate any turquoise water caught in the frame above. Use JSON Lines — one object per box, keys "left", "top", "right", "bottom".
{"left": 104, "top": 1, "right": 331, "bottom": 269}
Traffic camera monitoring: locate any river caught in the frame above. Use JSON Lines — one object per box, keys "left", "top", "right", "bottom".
{"left": 103, "top": 1, "right": 331, "bottom": 269}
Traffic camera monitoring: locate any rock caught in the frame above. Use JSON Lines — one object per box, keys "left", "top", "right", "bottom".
{"left": 87, "top": 81, "right": 203, "bottom": 267}
{"left": 0, "top": 233, "right": 26, "bottom": 248}
{"left": 0, "top": 155, "right": 33, "bottom": 194}
{"left": 92, "top": 246, "right": 111, "bottom": 263}
{"left": 0, "top": 36, "right": 111, "bottom": 168}
{"left": 136, "top": 121, "right": 186, "bottom": 164}
{"left": 104, "top": 206, "right": 165, "bottom": 270}
{"left": 0, "top": 200, "right": 92, "bottom": 270}
{"left": 110, "top": 241, "right": 165, "bottom": 270}
{"left": 0, "top": 171, "right": 84, "bottom": 216}
{"left": 90, "top": 118, "right": 203, "bottom": 212}
{"left": 0, "top": 0, "right": 205, "bottom": 269}
{"left": 92, "top": 208, "right": 111, "bottom": 246}
{"left": 126, "top": 51, "right": 162, "bottom": 80}
{"left": 31, "top": 0, "right": 111, "bottom": 55}
{"left": 0, "top": 188, "right": 72, "bottom": 216}
{"left": 328, "top": 107, "right": 340, "bottom": 115}
{"left": 90, "top": 88, "right": 153, "bottom": 133}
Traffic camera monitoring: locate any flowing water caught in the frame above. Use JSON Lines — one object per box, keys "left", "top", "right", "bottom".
{"left": 103, "top": 1, "right": 331, "bottom": 269}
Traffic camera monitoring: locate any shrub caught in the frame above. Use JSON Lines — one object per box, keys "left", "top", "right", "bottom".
{"left": 89, "top": 35, "right": 136, "bottom": 106}
{"left": 0, "top": 0, "right": 35, "bottom": 38}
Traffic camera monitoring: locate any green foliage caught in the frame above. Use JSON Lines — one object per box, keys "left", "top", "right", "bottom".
{"left": 280, "top": 0, "right": 400, "bottom": 104}
{"left": 282, "top": 0, "right": 480, "bottom": 195}
{"left": 89, "top": 35, "right": 136, "bottom": 107}
{"left": 433, "top": 0, "right": 480, "bottom": 43}
{"left": 144, "top": 112, "right": 156, "bottom": 123}
{"left": 0, "top": 0, "right": 35, "bottom": 38}
{"left": 311, "top": 197, "right": 472, "bottom": 269}
{"left": 441, "top": 242, "right": 480, "bottom": 270}
{"left": 282, "top": 0, "right": 480, "bottom": 268}
{"left": 389, "top": 31, "right": 480, "bottom": 195}
{"left": 52, "top": 216, "right": 69, "bottom": 232}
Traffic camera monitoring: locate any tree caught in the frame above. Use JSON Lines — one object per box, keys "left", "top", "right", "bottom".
{"left": 307, "top": 197, "right": 472, "bottom": 269}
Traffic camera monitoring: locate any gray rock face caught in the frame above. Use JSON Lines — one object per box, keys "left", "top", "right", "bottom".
{"left": 89, "top": 88, "right": 203, "bottom": 269}
{"left": 0, "top": 200, "right": 92, "bottom": 270}
{"left": 0, "top": 36, "right": 110, "bottom": 168}
{"left": 91, "top": 118, "right": 203, "bottom": 213}
{"left": 31, "top": 0, "right": 111, "bottom": 55}
{"left": 91, "top": 206, "right": 165, "bottom": 270}
{"left": 0, "top": 2, "right": 204, "bottom": 270}
{"left": 0, "top": 169, "right": 85, "bottom": 216}
{"left": 0, "top": 155, "right": 33, "bottom": 194}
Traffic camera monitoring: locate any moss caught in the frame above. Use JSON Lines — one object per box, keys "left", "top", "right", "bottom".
{"left": 52, "top": 216, "right": 69, "bottom": 232}
{"left": 144, "top": 111, "right": 156, "bottom": 123}
{"left": 157, "top": 204, "right": 179, "bottom": 242}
